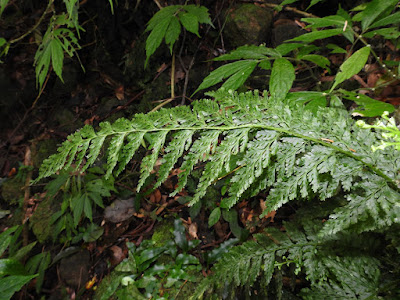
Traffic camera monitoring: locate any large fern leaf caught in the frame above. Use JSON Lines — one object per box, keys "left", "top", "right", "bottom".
{"left": 36, "top": 90, "right": 400, "bottom": 236}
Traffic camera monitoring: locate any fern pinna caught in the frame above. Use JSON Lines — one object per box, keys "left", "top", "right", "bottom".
{"left": 36, "top": 90, "right": 400, "bottom": 296}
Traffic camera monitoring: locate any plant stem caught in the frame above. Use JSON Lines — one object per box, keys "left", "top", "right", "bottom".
{"left": 9, "top": 0, "right": 54, "bottom": 44}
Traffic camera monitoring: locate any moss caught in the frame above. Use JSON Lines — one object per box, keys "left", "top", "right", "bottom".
{"left": 1, "top": 177, "right": 24, "bottom": 205}
{"left": 151, "top": 219, "right": 174, "bottom": 247}
{"left": 29, "top": 196, "right": 59, "bottom": 243}
{"left": 224, "top": 4, "right": 273, "bottom": 47}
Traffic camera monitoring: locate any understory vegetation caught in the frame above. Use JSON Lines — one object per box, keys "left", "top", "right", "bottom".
{"left": 1, "top": 0, "right": 400, "bottom": 299}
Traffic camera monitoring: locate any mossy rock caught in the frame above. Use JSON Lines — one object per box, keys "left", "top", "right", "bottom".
{"left": 224, "top": 4, "right": 273, "bottom": 48}
{"left": 1, "top": 177, "right": 24, "bottom": 205}
{"left": 29, "top": 196, "right": 59, "bottom": 243}
{"left": 151, "top": 219, "right": 175, "bottom": 247}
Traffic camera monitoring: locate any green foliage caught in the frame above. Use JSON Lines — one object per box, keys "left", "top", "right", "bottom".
{"left": 191, "top": 212, "right": 382, "bottom": 299}
{"left": 0, "top": 0, "right": 9, "bottom": 18}
{"left": 35, "top": 89, "right": 400, "bottom": 238}
{"left": 34, "top": 11, "right": 82, "bottom": 90}
{"left": 0, "top": 226, "right": 39, "bottom": 300}
{"left": 145, "top": 4, "right": 212, "bottom": 67}
{"left": 43, "top": 167, "right": 114, "bottom": 243}
{"left": 193, "top": 0, "right": 400, "bottom": 117}
{"left": 0, "top": 0, "right": 115, "bottom": 90}
{"left": 94, "top": 219, "right": 201, "bottom": 299}
{"left": 357, "top": 111, "right": 400, "bottom": 151}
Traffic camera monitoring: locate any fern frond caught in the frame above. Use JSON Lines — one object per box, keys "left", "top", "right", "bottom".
{"left": 36, "top": 90, "right": 400, "bottom": 236}
{"left": 192, "top": 217, "right": 382, "bottom": 299}
{"left": 299, "top": 255, "right": 380, "bottom": 299}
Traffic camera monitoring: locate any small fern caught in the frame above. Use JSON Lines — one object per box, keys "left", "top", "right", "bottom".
{"left": 36, "top": 89, "right": 400, "bottom": 239}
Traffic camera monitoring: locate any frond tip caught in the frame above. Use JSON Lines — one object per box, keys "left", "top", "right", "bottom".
{"left": 36, "top": 90, "right": 400, "bottom": 236}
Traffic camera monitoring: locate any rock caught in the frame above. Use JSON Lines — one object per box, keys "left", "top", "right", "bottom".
{"left": 30, "top": 196, "right": 58, "bottom": 243}
{"left": 224, "top": 4, "right": 273, "bottom": 48}
{"left": 59, "top": 249, "right": 90, "bottom": 288}
{"left": 0, "top": 177, "right": 24, "bottom": 205}
{"left": 272, "top": 23, "right": 305, "bottom": 47}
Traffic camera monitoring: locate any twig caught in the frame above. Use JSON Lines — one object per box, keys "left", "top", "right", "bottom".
{"left": 150, "top": 97, "right": 177, "bottom": 112}
{"left": 9, "top": 0, "right": 54, "bottom": 44}
{"left": 100, "top": 90, "right": 145, "bottom": 121}
{"left": 240, "top": 0, "right": 319, "bottom": 18}
{"left": 153, "top": 0, "right": 163, "bottom": 10}
{"left": 171, "top": 53, "right": 175, "bottom": 99}
{"left": 32, "top": 66, "right": 52, "bottom": 108}
{"left": 22, "top": 145, "right": 33, "bottom": 247}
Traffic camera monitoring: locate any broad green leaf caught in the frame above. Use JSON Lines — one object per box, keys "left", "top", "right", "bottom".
{"left": 275, "top": 43, "right": 303, "bottom": 56}
{"left": 330, "top": 46, "right": 370, "bottom": 92}
{"left": 145, "top": 16, "right": 173, "bottom": 67}
{"left": 179, "top": 12, "right": 199, "bottom": 37}
{"left": 35, "top": 252, "right": 50, "bottom": 293}
{"left": 11, "top": 242, "right": 36, "bottom": 261}
{"left": 0, "top": 37, "right": 6, "bottom": 47}
{"left": 72, "top": 194, "right": 85, "bottom": 227}
{"left": 173, "top": 219, "right": 188, "bottom": 252}
{"left": 34, "top": 40, "right": 52, "bottom": 89}
{"left": 0, "top": 226, "right": 18, "bottom": 256}
{"left": 64, "top": 0, "right": 78, "bottom": 19}
{"left": 108, "top": 0, "right": 114, "bottom": 14}
{"left": 208, "top": 207, "right": 221, "bottom": 227}
{"left": 194, "top": 60, "right": 258, "bottom": 94}
{"left": 352, "top": 0, "right": 398, "bottom": 31}
{"left": 94, "top": 273, "right": 124, "bottom": 300}
{"left": 185, "top": 5, "right": 213, "bottom": 26}
{"left": 299, "top": 54, "right": 330, "bottom": 71}
{"left": 0, "top": 274, "right": 37, "bottom": 300}
{"left": 302, "top": 15, "right": 346, "bottom": 29}
{"left": 363, "top": 28, "right": 400, "bottom": 39}
{"left": 270, "top": 58, "right": 295, "bottom": 101}
{"left": 280, "top": 0, "right": 298, "bottom": 5}
{"left": 213, "top": 44, "right": 274, "bottom": 61}
{"left": 290, "top": 28, "right": 343, "bottom": 43}
{"left": 83, "top": 194, "right": 93, "bottom": 222}
{"left": 340, "top": 90, "right": 394, "bottom": 117}
{"left": 146, "top": 5, "right": 180, "bottom": 32}
{"left": 286, "top": 91, "right": 327, "bottom": 113}
{"left": 176, "top": 253, "right": 200, "bottom": 265}
{"left": 326, "top": 43, "right": 347, "bottom": 54}
{"left": 164, "top": 17, "right": 181, "bottom": 53}
{"left": 83, "top": 223, "right": 104, "bottom": 242}
{"left": 258, "top": 59, "right": 271, "bottom": 70}
{"left": 0, "top": 0, "right": 9, "bottom": 17}
{"left": 369, "top": 11, "right": 400, "bottom": 29}
{"left": 307, "top": 0, "right": 324, "bottom": 10}
{"left": 0, "top": 259, "right": 26, "bottom": 276}
{"left": 220, "top": 60, "right": 258, "bottom": 91}
{"left": 50, "top": 39, "right": 64, "bottom": 82}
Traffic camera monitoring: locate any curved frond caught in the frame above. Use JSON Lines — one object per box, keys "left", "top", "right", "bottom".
{"left": 36, "top": 90, "right": 400, "bottom": 236}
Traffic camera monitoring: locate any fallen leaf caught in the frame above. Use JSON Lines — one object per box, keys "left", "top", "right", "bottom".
{"left": 109, "top": 245, "right": 125, "bottom": 266}
{"left": 188, "top": 222, "right": 198, "bottom": 239}
{"left": 104, "top": 199, "right": 135, "bottom": 223}
{"left": 115, "top": 85, "right": 125, "bottom": 100}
